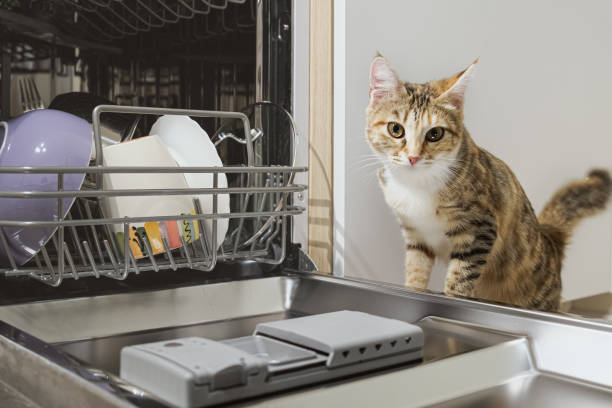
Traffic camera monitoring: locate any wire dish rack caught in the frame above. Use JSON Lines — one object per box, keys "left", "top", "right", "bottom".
{"left": 0, "top": 105, "right": 307, "bottom": 286}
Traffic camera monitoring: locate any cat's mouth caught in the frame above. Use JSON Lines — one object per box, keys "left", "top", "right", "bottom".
{"left": 390, "top": 158, "right": 427, "bottom": 168}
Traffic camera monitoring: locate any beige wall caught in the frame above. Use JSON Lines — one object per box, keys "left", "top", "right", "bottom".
{"left": 336, "top": 0, "right": 612, "bottom": 300}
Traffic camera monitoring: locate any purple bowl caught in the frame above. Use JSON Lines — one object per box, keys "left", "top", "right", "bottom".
{"left": 0, "top": 109, "right": 93, "bottom": 267}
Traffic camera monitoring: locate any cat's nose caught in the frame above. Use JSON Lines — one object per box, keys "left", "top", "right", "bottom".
{"left": 408, "top": 156, "right": 421, "bottom": 166}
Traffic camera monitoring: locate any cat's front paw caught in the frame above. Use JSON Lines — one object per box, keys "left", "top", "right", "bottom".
{"left": 405, "top": 283, "right": 428, "bottom": 292}
{"left": 444, "top": 286, "right": 473, "bottom": 299}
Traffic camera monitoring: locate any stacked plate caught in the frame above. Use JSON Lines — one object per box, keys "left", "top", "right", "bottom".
{"left": 103, "top": 115, "right": 229, "bottom": 258}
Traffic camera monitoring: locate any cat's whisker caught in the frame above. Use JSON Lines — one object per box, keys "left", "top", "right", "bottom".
{"left": 350, "top": 158, "right": 384, "bottom": 166}
{"left": 349, "top": 161, "right": 385, "bottom": 172}
{"left": 350, "top": 155, "right": 385, "bottom": 165}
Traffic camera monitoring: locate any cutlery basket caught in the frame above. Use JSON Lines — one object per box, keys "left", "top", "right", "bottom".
{"left": 0, "top": 105, "right": 307, "bottom": 286}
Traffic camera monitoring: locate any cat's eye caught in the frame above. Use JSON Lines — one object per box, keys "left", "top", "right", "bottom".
{"left": 387, "top": 122, "right": 405, "bottom": 138}
{"left": 425, "top": 127, "right": 445, "bottom": 142}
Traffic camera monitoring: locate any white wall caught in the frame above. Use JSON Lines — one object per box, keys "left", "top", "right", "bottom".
{"left": 336, "top": 0, "right": 612, "bottom": 300}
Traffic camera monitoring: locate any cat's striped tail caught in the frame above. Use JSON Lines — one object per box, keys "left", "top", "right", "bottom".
{"left": 538, "top": 169, "right": 611, "bottom": 242}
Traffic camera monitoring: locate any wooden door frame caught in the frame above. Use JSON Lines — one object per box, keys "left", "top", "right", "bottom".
{"left": 307, "top": 0, "right": 334, "bottom": 274}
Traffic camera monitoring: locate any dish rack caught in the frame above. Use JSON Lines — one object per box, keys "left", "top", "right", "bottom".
{"left": 0, "top": 105, "right": 307, "bottom": 287}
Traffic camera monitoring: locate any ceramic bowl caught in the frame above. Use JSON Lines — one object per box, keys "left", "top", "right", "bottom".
{"left": 150, "top": 115, "right": 229, "bottom": 250}
{"left": 0, "top": 109, "right": 93, "bottom": 266}
{"left": 102, "top": 135, "right": 196, "bottom": 258}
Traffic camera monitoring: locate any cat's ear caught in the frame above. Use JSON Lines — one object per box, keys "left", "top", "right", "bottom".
{"left": 436, "top": 59, "right": 478, "bottom": 111}
{"left": 369, "top": 55, "right": 405, "bottom": 104}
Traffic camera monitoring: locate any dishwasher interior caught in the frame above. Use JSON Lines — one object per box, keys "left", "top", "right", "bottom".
{"left": 0, "top": 0, "right": 302, "bottom": 292}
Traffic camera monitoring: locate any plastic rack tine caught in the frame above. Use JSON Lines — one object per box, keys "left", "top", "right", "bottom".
{"left": 262, "top": 173, "right": 284, "bottom": 249}
{"left": 257, "top": 215, "right": 287, "bottom": 265}
{"left": 40, "top": 245, "right": 63, "bottom": 286}
{"left": 57, "top": 173, "right": 65, "bottom": 281}
{"left": 103, "top": 239, "right": 121, "bottom": 277}
{"left": 18, "top": 78, "right": 29, "bottom": 112}
{"left": 101, "top": 206, "right": 123, "bottom": 265}
{"left": 23, "top": 78, "right": 33, "bottom": 110}
{"left": 254, "top": 177, "right": 271, "bottom": 230}
{"left": 249, "top": 0, "right": 255, "bottom": 23}
{"left": 178, "top": 243, "right": 187, "bottom": 261}
{"left": 263, "top": 217, "right": 282, "bottom": 251}
{"left": 123, "top": 222, "right": 130, "bottom": 276}
{"left": 156, "top": 0, "right": 192, "bottom": 19}
{"left": 188, "top": 228, "right": 200, "bottom": 260}
{"left": 82, "top": 241, "right": 100, "bottom": 278}
{"left": 0, "top": 227, "right": 17, "bottom": 271}
{"left": 278, "top": 215, "right": 288, "bottom": 263}
{"left": 34, "top": 254, "right": 43, "bottom": 270}
{"left": 161, "top": 238, "right": 177, "bottom": 271}
{"left": 273, "top": 172, "right": 280, "bottom": 211}
{"left": 142, "top": 237, "right": 159, "bottom": 272}
{"left": 192, "top": 194, "right": 215, "bottom": 269}
{"left": 114, "top": 0, "right": 162, "bottom": 29}
{"left": 134, "top": 0, "right": 173, "bottom": 25}
{"left": 257, "top": 216, "right": 276, "bottom": 246}
{"left": 197, "top": 232, "right": 210, "bottom": 261}
{"left": 51, "top": 236, "right": 62, "bottom": 258}
{"left": 83, "top": 201, "right": 106, "bottom": 265}
{"left": 195, "top": 175, "right": 218, "bottom": 272}
{"left": 67, "top": 213, "right": 87, "bottom": 266}
{"left": 233, "top": 193, "right": 250, "bottom": 253}
{"left": 202, "top": 0, "right": 228, "bottom": 10}
{"left": 255, "top": 176, "right": 277, "bottom": 247}
{"left": 129, "top": 250, "right": 140, "bottom": 275}
{"left": 179, "top": 234, "right": 193, "bottom": 269}
{"left": 193, "top": 198, "right": 211, "bottom": 257}
{"left": 25, "top": 78, "right": 36, "bottom": 110}
{"left": 177, "top": 0, "right": 210, "bottom": 14}
{"left": 198, "top": 232, "right": 216, "bottom": 271}
{"left": 28, "top": 77, "right": 44, "bottom": 109}
{"left": 210, "top": 173, "right": 218, "bottom": 262}
{"left": 63, "top": 242, "right": 78, "bottom": 280}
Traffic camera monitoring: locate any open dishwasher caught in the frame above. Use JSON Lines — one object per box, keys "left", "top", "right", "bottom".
{"left": 2, "top": 1, "right": 612, "bottom": 408}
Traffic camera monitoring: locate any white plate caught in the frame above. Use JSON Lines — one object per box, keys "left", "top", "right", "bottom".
{"left": 102, "top": 135, "right": 195, "bottom": 256}
{"left": 151, "top": 115, "right": 229, "bottom": 250}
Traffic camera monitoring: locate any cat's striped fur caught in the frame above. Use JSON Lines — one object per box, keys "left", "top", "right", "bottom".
{"left": 367, "top": 55, "right": 611, "bottom": 311}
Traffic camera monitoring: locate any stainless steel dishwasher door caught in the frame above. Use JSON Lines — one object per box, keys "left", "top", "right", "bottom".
{"left": 0, "top": 273, "right": 612, "bottom": 407}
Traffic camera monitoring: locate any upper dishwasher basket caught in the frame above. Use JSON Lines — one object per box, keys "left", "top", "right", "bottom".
{"left": 0, "top": 105, "right": 307, "bottom": 286}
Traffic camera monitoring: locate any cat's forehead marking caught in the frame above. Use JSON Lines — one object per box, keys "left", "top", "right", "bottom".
{"left": 402, "top": 110, "right": 409, "bottom": 122}
{"left": 404, "top": 83, "right": 434, "bottom": 120}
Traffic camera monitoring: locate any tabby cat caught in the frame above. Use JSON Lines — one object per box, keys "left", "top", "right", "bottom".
{"left": 366, "top": 55, "right": 611, "bottom": 311}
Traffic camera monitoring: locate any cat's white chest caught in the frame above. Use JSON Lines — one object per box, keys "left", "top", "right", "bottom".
{"left": 382, "top": 170, "right": 450, "bottom": 258}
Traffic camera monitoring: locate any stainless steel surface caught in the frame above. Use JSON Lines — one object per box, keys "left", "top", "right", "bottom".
{"left": 1, "top": 273, "right": 612, "bottom": 407}
{"left": 0, "top": 105, "right": 307, "bottom": 286}
{"left": 429, "top": 373, "right": 612, "bottom": 408}
{"left": 0, "top": 380, "right": 41, "bottom": 408}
